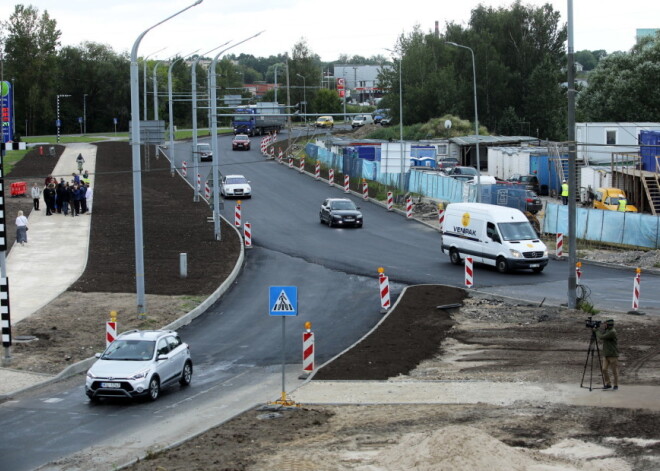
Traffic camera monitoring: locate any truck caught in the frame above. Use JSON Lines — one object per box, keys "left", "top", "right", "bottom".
{"left": 590, "top": 187, "right": 638, "bottom": 212}
{"left": 232, "top": 102, "right": 286, "bottom": 136}
{"left": 440, "top": 203, "right": 548, "bottom": 273}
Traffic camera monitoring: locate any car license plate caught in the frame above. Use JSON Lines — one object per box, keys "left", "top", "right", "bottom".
{"left": 101, "top": 382, "right": 121, "bottom": 388}
{"left": 530, "top": 264, "right": 540, "bottom": 268}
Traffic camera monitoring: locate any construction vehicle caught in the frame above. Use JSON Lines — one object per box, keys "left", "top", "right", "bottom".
{"left": 591, "top": 187, "right": 638, "bottom": 212}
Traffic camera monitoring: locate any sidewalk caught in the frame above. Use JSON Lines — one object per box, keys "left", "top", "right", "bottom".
{"left": 1, "top": 143, "right": 96, "bottom": 394}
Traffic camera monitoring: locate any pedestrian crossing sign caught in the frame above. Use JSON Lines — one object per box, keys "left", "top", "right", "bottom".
{"left": 269, "top": 286, "right": 298, "bottom": 316}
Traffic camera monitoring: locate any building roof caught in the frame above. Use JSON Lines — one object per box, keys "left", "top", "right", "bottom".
{"left": 449, "top": 135, "right": 539, "bottom": 146}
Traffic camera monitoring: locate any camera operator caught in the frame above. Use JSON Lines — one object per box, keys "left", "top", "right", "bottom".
{"left": 594, "top": 319, "right": 619, "bottom": 390}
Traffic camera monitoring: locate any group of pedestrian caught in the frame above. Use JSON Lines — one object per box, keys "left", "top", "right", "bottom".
{"left": 36, "top": 177, "right": 92, "bottom": 217}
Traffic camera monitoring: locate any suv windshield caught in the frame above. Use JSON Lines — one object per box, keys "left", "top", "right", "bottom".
{"left": 497, "top": 222, "right": 538, "bottom": 241}
{"left": 102, "top": 340, "right": 155, "bottom": 361}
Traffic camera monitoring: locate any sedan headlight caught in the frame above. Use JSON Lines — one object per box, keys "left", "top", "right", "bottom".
{"left": 129, "top": 369, "right": 150, "bottom": 381}
{"left": 509, "top": 249, "right": 523, "bottom": 258}
{"left": 86, "top": 371, "right": 97, "bottom": 379}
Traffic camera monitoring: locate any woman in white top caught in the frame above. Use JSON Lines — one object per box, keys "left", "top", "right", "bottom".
{"left": 16, "top": 210, "right": 29, "bottom": 245}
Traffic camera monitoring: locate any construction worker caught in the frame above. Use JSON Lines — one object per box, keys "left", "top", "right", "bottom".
{"left": 561, "top": 180, "right": 569, "bottom": 205}
{"left": 617, "top": 197, "right": 627, "bottom": 212}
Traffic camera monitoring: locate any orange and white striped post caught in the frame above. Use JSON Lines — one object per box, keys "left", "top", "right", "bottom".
{"left": 556, "top": 233, "right": 564, "bottom": 258}
{"left": 378, "top": 267, "right": 391, "bottom": 313}
{"left": 244, "top": 222, "right": 252, "bottom": 248}
{"left": 181, "top": 160, "right": 187, "bottom": 177}
{"left": 204, "top": 182, "right": 211, "bottom": 199}
{"left": 344, "top": 175, "right": 350, "bottom": 193}
{"left": 106, "top": 311, "right": 118, "bottom": 346}
{"left": 302, "top": 322, "right": 314, "bottom": 376}
{"left": 196, "top": 174, "right": 201, "bottom": 192}
{"left": 406, "top": 197, "right": 413, "bottom": 219}
{"left": 315, "top": 161, "right": 321, "bottom": 180}
{"left": 362, "top": 179, "right": 368, "bottom": 200}
{"left": 299, "top": 156, "right": 305, "bottom": 173}
{"left": 234, "top": 200, "right": 242, "bottom": 227}
{"left": 387, "top": 191, "right": 393, "bottom": 211}
{"left": 438, "top": 204, "right": 445, "bottom": 230}
{"left": 576, "top": 261, "right": 582, "bottom": 285}
{"left": 465, "top": 257, "right": 474, "bottom": 288}
{"left": 278, "top": 149, "right": 283, "bottom": 162}
{"left": 632, "top": 268, "right": 641, "bottom": 311}
{"left": 328, "top": 168, "right": 334, "bottom": 186}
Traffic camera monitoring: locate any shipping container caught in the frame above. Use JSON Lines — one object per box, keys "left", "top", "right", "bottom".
{"left": 640, "top": 130, "right": 660, "bottom": 172}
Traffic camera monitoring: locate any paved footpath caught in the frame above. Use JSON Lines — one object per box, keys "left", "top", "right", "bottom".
{"left": 1, "top": 143, "right": 96, "bottom": 393}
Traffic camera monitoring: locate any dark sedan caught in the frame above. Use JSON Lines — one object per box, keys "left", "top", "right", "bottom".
{"left": 319, "top": 198, "right": 363, "bottom": 228}
{"left": 525, "top": 190, "right": 543, "bottom": 214}
{"left": 232, "top": 134, "right": 251, "bottom": 151}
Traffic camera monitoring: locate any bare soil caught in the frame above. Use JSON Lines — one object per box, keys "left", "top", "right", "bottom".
{"left": 5, "top": 142, "right": 660, "bottom": 470}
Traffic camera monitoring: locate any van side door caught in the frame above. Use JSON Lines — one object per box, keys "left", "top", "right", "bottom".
{"left": 482, "top": 222, "right": 502, "bottom": 266}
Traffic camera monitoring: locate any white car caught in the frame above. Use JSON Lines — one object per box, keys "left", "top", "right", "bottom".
{"left": 85, "top": 329, "right": 192, "bottom": 402}
{"left": 221, "top": 174, "right": 252, "bottom": 198}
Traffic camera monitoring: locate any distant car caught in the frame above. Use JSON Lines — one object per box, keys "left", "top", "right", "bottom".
{"left": 507, "top": 174, "right": 540, "bottom": 194}
{"left": 525, "top": 190, "right": 543, "bottom": 214}
{"left": 315, "top": 116, "right": 334, "bottom": 128}
{"left": 232, "top": 134, "right": 251, "bottom": 151}
{"left": 196, "top": 143, "right": 212, "bottom": 162}
{"left": 447, "top": 166, "right": 478, "bottom": 178}
{"left": 85, "top": 329, "right": 192, "bottom": 402}
{"left": 221, "top": 174, "right": 252, "bottom": 198}
{"left": 351, "top": 115, "right": 374, "bottom": 128}
{"left": 437, "top": 157, "right": 459, "bottom": 172}
{"left": 319, "top": 198, "right": 363, "bottom": 228}
{"left": 379, "top": 116, "right": 392, "bottom": 126}
{"left": 372, "top": 109, "right": 389, "bottom": 124}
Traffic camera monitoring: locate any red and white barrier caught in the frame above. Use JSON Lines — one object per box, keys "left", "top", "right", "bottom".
{"left": 438, "top": 206, "right": 445, "bottom": 230}
{"left": 387, "top": 191, "right": 393, "bottom": 211}
{"left": 106, "top": 311, "right": 118, "bottom": 346}
{"left": 260, "top": 137, "right": 267, "bottom": 154}
{"left": 181, "top": 160, "right": 187, "bottom": 177}
{"left": 576, "top": 263, "right": 582, "bottom": 285}
{"left": 344, "top": 175, "right": 350, "bottom": 193}
{"left": 302, "top": 330, "right": 314, "bottom": 373}
{"left": 329, "top": 168, "right": 334, "bottom": 186}
{"left": 234, "top": 201, "right": 242, "bottom": 227}
{"left": 315, "top": 161, "right": 321, "bottom": 180}
{"left": 299, "top": 157, "right": 305, "bottom": 172}
{"left": 204, "top": 182, "right": 211, "bottom": 199}
{"left": 362, "top": 179, "right": 368, "bottom": 200}
{"left": 244, "top": 222, "right": 252, "bottom": 248}
{"left": 378, "top": 269, "right": 391, "bottom": 311}
{"left": 465, "top": 257, "right": 474, "bottom": 288}
{"left": 556, "top": 233, "right": 564, "bottom": 258}
{"left": 406, "top": 197, "right": 413, "bottom": 219}
{"left": 278, "top": 149, "right": 283, "bottom": 162}
{"left": 632, "top": 269, "right": 641, "bottom": 310}
{"left": 288, "top": 156, "right": 293, "bottom": 168}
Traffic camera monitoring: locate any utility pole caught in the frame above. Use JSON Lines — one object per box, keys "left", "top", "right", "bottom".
{"left": 567, "top": 0, "right": 578, "bottom": 308}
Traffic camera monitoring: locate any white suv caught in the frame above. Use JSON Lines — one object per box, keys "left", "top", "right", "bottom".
{"left": 85, "top": 330, "right": 192, "bottom": 402}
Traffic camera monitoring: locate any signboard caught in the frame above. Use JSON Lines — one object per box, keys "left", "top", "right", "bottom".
{"left": 0, "top": 81, "right": 12, "bottom": 142}
{"left": 269, "top": 286, "right": 297, "bottom": 316}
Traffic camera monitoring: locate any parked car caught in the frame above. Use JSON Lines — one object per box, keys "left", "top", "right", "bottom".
{"left": 380, "top": 116, "right": 392, "bottom": 126}
{"left": 315, "top": 116, "right": 334, "bottom": 128}
{"left": 351, "top": 114, "right": 374, "bottom": 128}
{"left": 196, "top": 142, "right": 212, "bottom": 162}
{"left": 319, "top": 198, "right": 363, "bottom": 228}
{"left": 507, "top": 174, "right": 540, "bottom": 194}
{"left": 446, "top": 166, "right": 479, "bottom": 178}
{"left": 221, "top": 174, "right": 252, "bottom": 198}
{"left": 372, "top": 109, "right": 390, "bottom": 124}
{"left": 232, "top": 134, "right": 251, "bottom": 151}
{"left": 525, "top": 190, "right": 543, "bottom": 214}
{"left": 437, "top": 157, "right": 459, "bottom": 172}
{"left": 85, "top": 329, "right": 192, "bottom": 402}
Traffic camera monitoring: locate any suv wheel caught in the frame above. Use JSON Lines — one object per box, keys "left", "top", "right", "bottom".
{"left": 148, "top": 376, "right": 160, "bottom": 401}
{"left": 180, "top": 361, "right": 193, "bottom": 386}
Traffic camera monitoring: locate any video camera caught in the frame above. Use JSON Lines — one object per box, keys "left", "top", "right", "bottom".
{"left": 585, "top": 316, "right": 601, "bottom": 329}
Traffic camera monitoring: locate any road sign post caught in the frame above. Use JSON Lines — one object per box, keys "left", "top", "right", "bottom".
{"left": 269, "top": 286, "right": 298, "bottom": 406}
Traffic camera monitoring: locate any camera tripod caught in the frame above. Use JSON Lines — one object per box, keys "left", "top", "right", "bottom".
{"left": 580, "top": 329, "right": 605, "bottom": 391}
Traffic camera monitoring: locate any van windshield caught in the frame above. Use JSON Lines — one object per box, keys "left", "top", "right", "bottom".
{"left": 497, "top": 222, "right": 537, "bottom": 241}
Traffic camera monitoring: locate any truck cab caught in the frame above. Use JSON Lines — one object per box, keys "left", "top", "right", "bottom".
{"left": 593, "top": 188, "right": 638, "bottom": 212}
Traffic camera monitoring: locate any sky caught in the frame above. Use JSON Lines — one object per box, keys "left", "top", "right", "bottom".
{"left": 2, "top": 0, "right": 658, "bottom": 62}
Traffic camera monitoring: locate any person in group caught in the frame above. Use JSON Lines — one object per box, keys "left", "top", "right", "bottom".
{"left": 44, "top": 174, "right": 57, "bottom": 186}
{"left": 561, "top": 179, "right": 569, "bottom": 205}
{"left": 43, "top": 183, "right": 56, "bottom": 216}
{"left": 72, "top": 172, "right": 81, "bottom": 185}
{"left": 595, "top": 319, "right": 619, "bottom": 390}
{"left": 67, "top": 183, "right": 76, "bottom": 217}
{"left": 71, "top": 183, "right": 85, "bottom": 216}
{"left": 80, "top": 182, "right": 89, "bottom": 214}
{"left": 58, "top": 182, "right": 71, "bottom": 216}
{"left": 16, "top": 210, "right": 29, "bottom": 246}
{"left": 76, "top": 153, "right": 85, "bottom": 174}
{"left": 84, "top": 182, "right": 93, "bottom": 214}
{"left": 82, "top": 169, "right": 89, "bottom": 180}
{"left": 55, "top": 180, "right": 67, "bottom": 214}
{"left": 31, "top": 183, "right": 41, "bottom": 211}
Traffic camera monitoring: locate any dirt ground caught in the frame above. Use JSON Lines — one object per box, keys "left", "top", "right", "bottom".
{"left": 4, "top": 142, "right": 660, "bottom": 470}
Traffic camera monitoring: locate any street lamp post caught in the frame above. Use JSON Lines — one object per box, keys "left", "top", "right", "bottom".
{"left": 83, "top": 93, "right": 88, "bottom": 134}
{"left": 129, "top": 0, "right": 203, "bottom": 317}
{"left": 56, "top": 94, "right": 71, "bottom": 143}
{"left": 447, "top": 41, "right": 481, "bottom": 202}
{"left": 142, "top": 47, "right": 167, "bottom": 121}
{"left": 296, "top": 73, "right": 306, "bottom": 124}
{"left": 273, "top": 64, "right": 279, "bottom": 104}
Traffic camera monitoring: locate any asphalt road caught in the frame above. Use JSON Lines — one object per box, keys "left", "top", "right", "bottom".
{"left": 2, "top": 131, "right": 659, "bottom": 471}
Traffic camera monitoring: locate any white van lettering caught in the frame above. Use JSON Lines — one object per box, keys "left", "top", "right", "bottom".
{"left": 453, "top": 226, "right": 477, "bottom": 236}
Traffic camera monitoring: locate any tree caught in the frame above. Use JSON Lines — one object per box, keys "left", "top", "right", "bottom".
{"left": 313, "top": 88, "right": 341, "bottom": 115}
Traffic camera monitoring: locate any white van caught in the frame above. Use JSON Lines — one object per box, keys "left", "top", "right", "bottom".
{"left": 440, "top": 203, "right": 548, "bottom": 273}
{"left": 351, "top": 114, "right": 374, "bottom": 128}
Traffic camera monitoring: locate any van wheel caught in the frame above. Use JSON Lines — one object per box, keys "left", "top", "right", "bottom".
{"left": 496, "top": 257, "right": 509, "bottom": 273}
{"left": 449, "top": 248, "right": 462, "bottom": 265}
{"left": 532, "top": 266, "right": 544, "bottom": 273}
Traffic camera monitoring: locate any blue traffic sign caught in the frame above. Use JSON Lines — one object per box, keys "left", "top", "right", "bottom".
{"left": 269, "top": 286, "right": 297, "bottom": 316}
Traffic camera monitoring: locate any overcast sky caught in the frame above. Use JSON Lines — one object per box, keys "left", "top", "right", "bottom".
{"left": 3, "top": 0, "right": 658, "bottom": 61}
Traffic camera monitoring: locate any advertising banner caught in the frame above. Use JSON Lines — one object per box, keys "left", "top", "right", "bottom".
{"left": 1, "top": 81, "right": 13, "bottom": 142}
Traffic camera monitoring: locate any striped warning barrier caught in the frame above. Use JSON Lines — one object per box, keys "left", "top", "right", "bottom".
{"left": 278, "top": 149, "right": 283, "bottom": 162}
{"left": 362, "top": 179, "right": 368, "bottom": 200}
{"left": 315, "top": 161, "right": 320, "bottom": 180}
{"left": 406, "top": 197, "right": 413, "bottom": 219}
{"left": 438, "top": 206, "right": 445, "bottom": 230}
{"left": 106, "top": 311, "right": 118, "bottom": 346}
{"left": 181, "top": 161, "right": 187, "bottom": 177}
{"left": 196, "top": 174, "right": 201, "bottom": 192}
{"left": 1, "top": 278, "right": 11, "bottom": 347}
{"left": 302, "top": 330, "right": 314, "bottom": 373}
{"left": 387, "top": 191, "right": 393, "bottom": 211}
{"left": 244, "top": 222, "right": 252, "bottom": 248}
{"left": 632, "top": 268, "right": 641, "bottom": 310}
{"left": 556, "top": 233, "right": 564, "bottom": 258}
{"left": 288, "top": 156, "right": 293, "bottom": 168}
{"left": 329, "top": 168, "right": 334, "bottom": 186}
{"left": 465, "top": 257, "right": 474, "bottom": 288}
{"left": 260, "top": 137, "right": 267, "bottom": 154}
{"left": 344, "top": 175, "right": 350, "bottom": 193}
{"left": 576, "top": 262, "right": 582, "bottom": 285}
{"left": 204, "top": 182, "right": 211, "bottom": 199}
{"left": 299, "top": 156, "right": 305, "bottom": 172}
{"left": 234, "top": 201, "right": 242, "bottom": 227}
{"left": 378, "top": 268, "right": 391, "bottom": 312}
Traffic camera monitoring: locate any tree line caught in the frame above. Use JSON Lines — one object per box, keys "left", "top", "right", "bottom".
{"left": 2, "top": 2, "right": 659, "bottom": 140}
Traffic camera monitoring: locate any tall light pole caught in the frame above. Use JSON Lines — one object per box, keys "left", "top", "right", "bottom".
{"left": 447, "top": 41, "right": 481, "bottom": 202}
{"left": 566, "top": 0, "right": 577, "bottom": 308}
{"left": 83, "top": 93, "right": 88, "bottom": 134}
{"left": 273, "top": 64, "right": 279, "bottom": 104}
{"left": 56, "top": 94, "right": 71, "bottom": 143}
{"left": 385, "top": 48, "right": 405, "bottom": 193}
{"left": 11, "top": 78, "right": 16, "bottom": 139}
{"left": 142, "top": 47, "right": 167, "bottom": 120}
{"left": 153, "top": 61, "right": 164, "bottom": 121}
{"left": 129, "top": 0, "right": 203, "bottom": 317}
{"left": 296, "top": 73, "right": 306, "bottom": 124}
